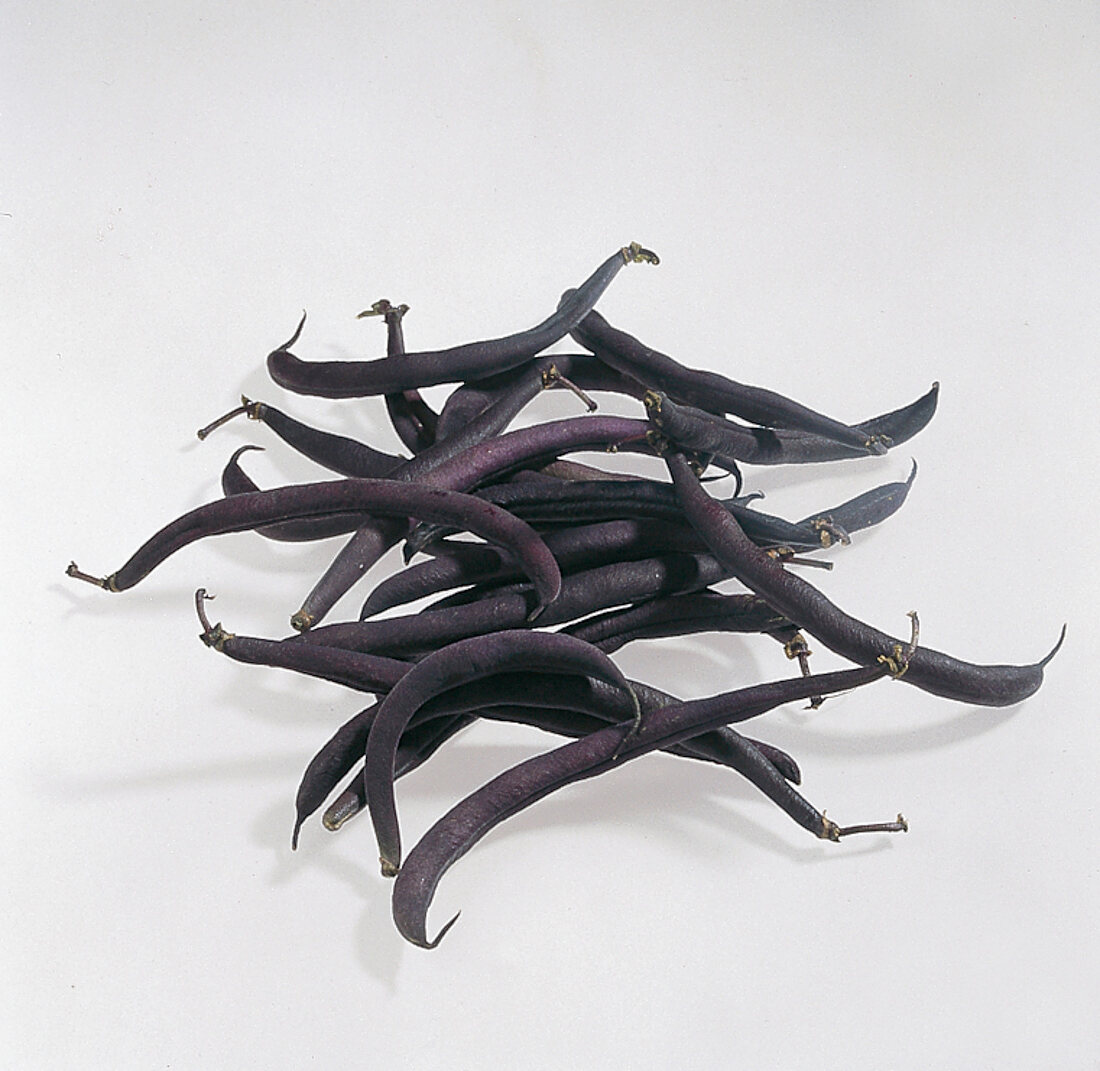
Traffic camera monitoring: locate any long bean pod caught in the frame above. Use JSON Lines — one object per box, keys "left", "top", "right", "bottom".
{"left": 266, "top": 243, "right": 657, "bottom": 398}
{"left": 365, "top": 630, "right": 640, "bottom": 874}
{"left": 391, "top": 664, "right": 901, "bottom": 947}
{"left": 571, "top": 306, "right": 884, "bottom": 452}
{"left": 664, "top": 451, "right": 1064, "bottom": 706}
{"left": 66, "top": 478, "right": 562, "bottom": 615}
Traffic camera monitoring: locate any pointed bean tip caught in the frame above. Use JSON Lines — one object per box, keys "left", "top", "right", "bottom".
{"left": 227, "top": 444, "right": 265, "bottom": 466}
{"left": 291, "top": 815, "right": 303, "bottom": 851}
{"left": 1039, "top": 624, "right": 1067, "bottom": 668}
{"left": 419, "top": 910, "right": 462, "bottom": 950}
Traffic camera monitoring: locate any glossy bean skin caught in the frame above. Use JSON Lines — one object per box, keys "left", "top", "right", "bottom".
{"left": 293, "top": 670, "right": 639, "bottom": 845}
{"left": 288, "top": 359, "right": 599, "bottom": 630}
{"left": 365, "top": 299, "right": 440, "bottom": 454}
{"left": 295, "top": 670, "right": 800, "bottom": 843}
{"left": 196, "top": 604, "right": 410, "bottom": 695}
{"left": 404, "top": 478, "right": 824, "bottom": 556}
{"left": 224, "top": 398, "right": 407, "bottom": 477}
{"left": 67, "top": 479, "right": 561, "bottom": 616}
{"left": 221, "top": 446, "right": 368, "bottom": 542}
{"left": 266, "top": 244, "right": 657, "bottom": 399}
{"left": 391, "top": 664, "right": 888, "bottom": 947}
{"left": 797, "top": 460, "right": 918, "bottom": 539}
{"left": 645, "top": 387, "right": 939, "bottom": 466}
{"left": 298, "top": 553, "right": 734, "bottom": 658}
{"left": 319, "top": 709, "right": 803, "bottom": 835}
{"left": 664, "top": 451, "right": 1064, "bottom": 706}
{"left": 570, "top": 305, "right": 882, "bottom": 453}
{"left": 361, "top": 518, "right": 702, "bottom": 620}
{"left": 433, "top": 353, "right": 646, "bottom": 442}
{"left": 364, "top": 630, "right": 640, "bottom": 874}
{"left": 562, "top": 591, "right": 794, "bottom": 653}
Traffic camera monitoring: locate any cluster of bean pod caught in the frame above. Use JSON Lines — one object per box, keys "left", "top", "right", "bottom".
{"left": 68, "top": 242, "right": 1064, "bottom": 948}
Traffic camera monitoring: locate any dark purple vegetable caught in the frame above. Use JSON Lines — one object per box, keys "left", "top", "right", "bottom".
{"left": 391, "top": 663, "right": 906, "bottom": 947}
{"left": 220, "top": 446, "right": 368, "bottom": 542}
{"left": 358, "top": 299, "right": 440, "bottom": 454}
{"left": 66, "top": 241, "right": 1063, "bottom": 952}
{"left": 296, "top": 666, "right": 803, "bottom": 845}
{"left": 403, "top": 477, "right": 828, "bottom": 558}
{"left": 664, "top": 450, "right": 1064, "bottom": 706}
{"left": 645, "top": 388, "right": 938, "bottom": 466}
{"left": 197, "top": 395, "right": 406, "bottom": 477}
{"left": 195, "top": 591, "right": 410, "bottom": 694}
{"left": 361, "top": 518, "right": 704, "bottom": 620}
{"left": 266, "top": 243, "right": 658, "bottom": 399}
{"left": 571, "top": 306, "right": 885, "bottom": 453}
{"left": 364, "top": 630, "right": 640, "bottom": 875}
{"left": 65, "top": 478, "right": 562, "bottom": 617}
{"left": 286, "top": 364, "right": 615, "bottom": 631}
{"left": 562, "top": 591, "right": 794, "bottom": 653}
{"left": 320, "top": 712, "right": 803, "bottom": 836}
{"left": 295, "top": 552, "right": 734, "bottom": 658}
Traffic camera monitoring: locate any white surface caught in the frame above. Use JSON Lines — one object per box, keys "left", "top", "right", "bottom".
{"left": 4, "top": 4, "right": 1098, "bottom": 1068}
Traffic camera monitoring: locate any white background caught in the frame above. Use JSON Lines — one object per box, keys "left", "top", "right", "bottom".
{"left": 4, "top": 3, "right": 1098, "bottom": 1068}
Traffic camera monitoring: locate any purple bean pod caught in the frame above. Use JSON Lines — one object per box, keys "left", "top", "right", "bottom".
{"left": 570, "top": 306, "right": 884, "bottom": 453}
{"left": 266, "top": 244, "right": 657, "bottom": 398}
{"left": 365, "top": 630, "right": 640, "bottom": 875}
{"left": 297, "top": 552, "right": 733, "bottom": 658}
{"left": 664, "top": 451, "right": 1064, "bottom": 706}
{"left": 220, "top": 446, "right": 368, "bottom": 542}
{"left": 358, "top": 299, "right": 440, "bottom": 453}
{"left": 198, "top": 397, "right": 406, "bottom": 477}
{"left": 644, "top": 388, "right": 938, "bottom": 466}
{"left": 65, "top": 478, "right": 561, "bottom": 617}
{"left": 391, "top": 664, "right": 894, "bottom": 947}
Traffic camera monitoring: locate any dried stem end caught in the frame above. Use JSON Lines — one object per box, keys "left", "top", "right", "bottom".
{"left": 66, "top": 562, "right": 118, "bottom": 591}
{"left": 542, "top": 365, "right": 597, "bottom": 411}
{"left": 380, "top": 857, "right": 399, "bottom": 879}
{"left": 621, "top": 242, "right": 660, "bottom": 265}
{"left": 194, "top": 589, "right": 235, "bottom": 651}
{"left": 766, "top": 547, "right": 834, "bottom": 572}
{"left": 782, "top": 631, "right": 825, "bottom": 708}
{"left": 357, "top": 299, "right": 409, "bottom": 321}
{"left": 810, "top": 515, "right": 851, "bottom": 548}
{"left": 196, "top": 396, "right": 264, "bottom": 440}
{"left": 824, "top": 813, "right": 909, "bottom": 841}
{"left": 877, "top": 611, "right": 921, "bottom": 679}
{"left": 290, "top": 610, "right": 315, "bottom": 633}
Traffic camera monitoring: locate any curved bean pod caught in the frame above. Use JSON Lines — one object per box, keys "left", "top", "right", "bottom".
{"left": 220, "top": 446, "right": 368, "bottom": 542}
{"left": 358, "top": 299, "right": 440, "bottom": 453}
{"left": 365, "top": 630, "right": 640, "bottom": 874}
{"left": 320, "top": 712, "right": 803, "bottom": 835}
{"left": 266, "top": 243, "right": 657, "bottom": 398}
{"left": 288, "top": 359, "right": 604, "bottom": 630}
{"left": 361, "top": 518, "right": 701, "bottom": 619}
{"left": 664, "top": 451, "right": 1064, "bottom": 706}
{"left": 570, "top": 306, "right": 883, "bottom": 453}
{"left": 194, "top": 592, "right": 410, "bottom": 694}
{"left": 404, "top": 478, "right": 823, "bottom": 557}
{"left": 645, "top": 388, "right": 938, "bottom": 466}
{"left": 198, "top": 397, "right": 406, "bottom": 477}
{"left": 294, "top": 553, "right": 733, "bottom": 658}
{"left": 66, "top": 478, "right": 562, "bottom": 616}
{"left": 392, "top": 664, "right": 895, "bottom": 947}
{"left": 562, "top": 591, "right": 794, "bottom": 653}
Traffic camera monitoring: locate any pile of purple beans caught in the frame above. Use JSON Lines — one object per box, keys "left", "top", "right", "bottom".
{"left": 69, "top": 242, "right": 1063, "bottom": 947}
